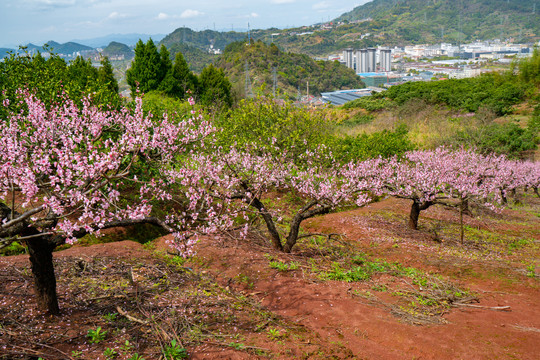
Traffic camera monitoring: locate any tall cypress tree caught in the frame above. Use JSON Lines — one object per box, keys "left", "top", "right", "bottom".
{"left": 159, "top": 51, "right": 198, "bottom": 99}
{"left": 98, "top": 56, "right": 119, "bottom": 94}
{"left": 126, "top": 39, "right": 164, "bottom": 95}
{"left": 198, "top": 64, "right": 233, "bottom": 109}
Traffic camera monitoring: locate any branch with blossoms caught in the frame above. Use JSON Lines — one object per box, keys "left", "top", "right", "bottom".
{"left": 345, "top": 147, "right": 538, "bottom": 243}
{"left": 0, "top": 90, "right": 222, "bottom": 314}
{"left": 0, "top": 91, "right": 218, "bottom": 248}
{"left": 185, "top": 147, "right": 370, "bottom": 253}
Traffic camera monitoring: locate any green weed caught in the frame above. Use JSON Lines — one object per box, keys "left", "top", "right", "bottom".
{"left": 104, "top": 348, "right": 118, "bottom": 359}
{"left": 87, "top": 326, "right": 107, "bottom": 344}
{"left": 162, "top": 339, "right": 188, "bottom": 359}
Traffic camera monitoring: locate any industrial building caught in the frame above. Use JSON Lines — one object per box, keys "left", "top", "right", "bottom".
{"left": 321, "top": 88, "right": 378, "bottom": 106}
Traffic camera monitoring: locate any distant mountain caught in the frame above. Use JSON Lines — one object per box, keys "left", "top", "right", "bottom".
{"left": 216, "top": 40, "right": 364, "bottom": 100}
{"left": 0, "top": 48, "right": 14, "bottom": 58}
{"left": 45, "top": 41, "right": 93, "bottom": 54}
{"left": 335, "top": 0, "right": 540, "bottom": 44}
{"left": 102, "top": 41, "right": 133, "bottom": 59}
{"left": 160, "top": 27, "right": 246, "bottom": 52}
{"left": 71, "top": 33, "right": 166, "bottom": 48}
{"left": 24, "top": 41, "right": 93, "bottom": 54}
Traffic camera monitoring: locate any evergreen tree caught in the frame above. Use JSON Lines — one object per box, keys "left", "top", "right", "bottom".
{"left": 198, "top": 64, "right": 233, "bottom": 109}
{"left": 126, "top": 39, "right": 164, "bottom": 94}
{"left": 159, "top": 51, "right": 198, "bottom": 99}
{"left": 98, "top": 56, "right": 119, "bottom": 94}
{"left": 159, "top": 44, "right": 172, "bottom": 81}
{"left": 68, "top": 56, "right": 99, "bottom": 93}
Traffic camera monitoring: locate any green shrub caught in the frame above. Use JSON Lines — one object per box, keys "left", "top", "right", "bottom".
{"left": 342, "top": 96, "right": 391, "bottom": 111}
{"left": 383, "top": 73, "right": 526, "bottom": 116}
{"left": 451, "top": 122, "right": 539, "bottom": 159}
{"left": 333, "top": 124, "right": 415, "bottom": 162}
{"left": 215, "top": 96, "right": 334, "bottom": 164}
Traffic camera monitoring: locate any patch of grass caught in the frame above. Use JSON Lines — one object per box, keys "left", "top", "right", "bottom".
{"left": 340, "top": 114, "right": 375, "bottom": 127}
{"left": 234, "top": 273, "right": 254, "bottom": 289}
{"left": 228, "top": 342, "right": 245, "bottom": 350}
{"left": 526, "top": 264, "right": 536, "bottom": 278}
{"left": 0, "top": 241, "right": 26, "bottom": 256}
{"left": 318, "top": 255, "right": 393, "bottom": 282}
{"left": 269, "top": 260, "right": 299, "bottom": 272}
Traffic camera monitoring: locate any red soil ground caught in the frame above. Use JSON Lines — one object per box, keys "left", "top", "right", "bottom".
{"left": 1, "top": 197, "right": 539, "bottom": 359}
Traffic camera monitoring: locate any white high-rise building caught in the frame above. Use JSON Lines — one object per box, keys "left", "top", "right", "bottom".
{"left": 380, "top": 49, "right": 392, "bottom": 72}
{"left": 343, "top": 48, "right": 354, "bottom": 69}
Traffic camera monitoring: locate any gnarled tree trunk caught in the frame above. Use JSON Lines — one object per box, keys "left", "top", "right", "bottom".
{"left": 25, "top": 236, "right": 60, "bottom": 315}
{"left": 408, "top": 199, "right": 433, "bottom": 230}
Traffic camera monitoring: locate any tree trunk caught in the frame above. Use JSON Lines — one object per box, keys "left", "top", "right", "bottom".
{"left": 283, "top": 203, "right": 331, "bottom": 253}
{"left": 25, "top": 236, "right": 60, "bottom": 315}
{"left": 409, "top": 201, "right": 421, "bottom": 230}
{"left": 248, "top": 196, "right": 283, "bottom": 251}
{"left": 459, "top": 197, "right": 464, "bottom": 245}
{"left": 283, "top": 215, "right": 303, "bottom": 253}
{"left": 408, "top": 200, "right": 433, "bottom": 230}
{"left": 500, "top": 189, "right": 507, "bottom": 204}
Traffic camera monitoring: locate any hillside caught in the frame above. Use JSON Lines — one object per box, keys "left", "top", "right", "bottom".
{"left": 160, "top": 27, "right": 246, "bottom": 53}
{"left": 216, "top": 40, "right": 364, "bottom": 99}
{"left": 336, "top": 0, "right": 540, "bottom": 44}
{"left": 156, "top": 1, "right": 539, "bottom": 61}
{"left": 72, "top": 33, "right": 166, "bottom": 48}
{"left": 2, "top": 195, "right": 539, "bottom": 359}
{"left": 44, "top": 41, "right": 93, "bottom": 54}
{"left": 102, "top": 41, "right": 133, "bottom": 59}
{"left": 166, "top": 42, "right": 216, "bottom": 73}
{"left": 25, "top": 41, "right": 93, "bottom": 55}
{"left": 0, "top": 48, "right": 11, "bottom": 59}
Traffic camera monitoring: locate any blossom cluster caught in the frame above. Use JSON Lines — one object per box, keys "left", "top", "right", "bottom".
{"left": 0, "top": 92, "right": 214, "bottom": 251}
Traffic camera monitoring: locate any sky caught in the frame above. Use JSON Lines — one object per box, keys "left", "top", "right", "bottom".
{"left": 0, "top": 0, "right": 370, "bottom": 48}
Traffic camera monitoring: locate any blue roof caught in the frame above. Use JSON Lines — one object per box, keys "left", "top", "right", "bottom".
{"left": 321, "top": 89, "right": 373, "bottom": 106}
{"left": 357, "top": 72, "right": 387, "bottom": 77}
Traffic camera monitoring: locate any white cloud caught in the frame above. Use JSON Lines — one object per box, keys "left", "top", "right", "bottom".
{"left": 107, "top": 11, "right": 128, "bottom": 20}
{"left": 313, "top": 1, "right": 330, "bottom": 11}
{"left": 240, "top": 12, "right": 260, "bottom": 19}
{"left": 271, "top": 0, "right": 295, "bottom": 4}
{"left": 35, "top": 0, "right": 76, "bottom": 5}
{"left": 180, "top": 9, "right": 203, "bottom": 19}
{"left": 25, "top": 0, "right": 108, "bottom": 8}
{"left": 156, "top": 12, "right": 169, "bottom": 20}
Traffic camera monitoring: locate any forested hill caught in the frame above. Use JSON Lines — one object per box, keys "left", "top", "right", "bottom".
{"left": 216, "top": 40, "right": 364, "bottom": 100}
{"left": 160, "top": 27, "right": 246, "bottom": 52}
{"left": 27, "top": 41, "right": 93, "bottom": 54}
{"left": 335, "top": 0, "right": 540, "bottom": 44}
{"left": 102, "top": 41, "right": 133, "bottom": 59}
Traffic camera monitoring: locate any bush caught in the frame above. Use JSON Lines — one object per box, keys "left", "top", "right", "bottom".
{"left": 342, "top": 96, "right": 391, "bottom": 111}
{"left": 383, "top": 73, "right": 526, "bottom": 116}
{"left": 451, "top": 122, "right": 539, "bottom": 159}
{"left": 333, "top": 124, "right": 415, "bottom": 163}
{"left": 215, "top": 97, "right": 334, "bottom": 164}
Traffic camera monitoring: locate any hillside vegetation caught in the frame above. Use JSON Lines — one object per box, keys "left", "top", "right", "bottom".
{"left": 102, "top": 41, "right": 133, "bottom": 59}
{"left": 160, "top": 27, "right": 246, "bottom": 53}
{"left": 336, "top": 52, "right": 540, "bottom": 159}
{"left": 338, "top": 0, "right": 540, "bottom": 44}
{"left": 216, "top": 40, "right": 364, "bottom": 99}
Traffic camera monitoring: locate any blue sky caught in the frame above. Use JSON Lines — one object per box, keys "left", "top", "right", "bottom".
{"left": 0, "top": 0, "right": 370, "bottom": 48}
